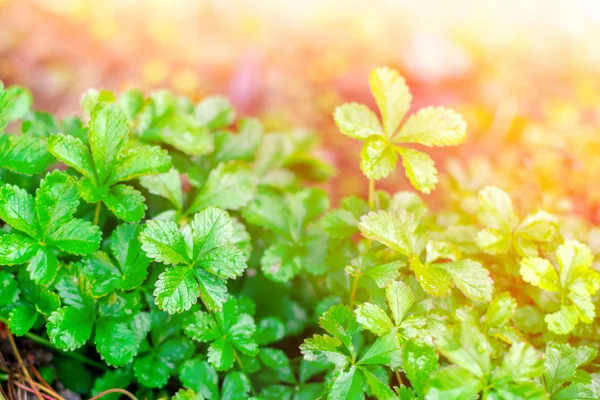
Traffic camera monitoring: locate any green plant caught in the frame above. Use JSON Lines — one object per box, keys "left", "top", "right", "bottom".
{"left": 1, "top": 68, "right": 600, "bottom": 400}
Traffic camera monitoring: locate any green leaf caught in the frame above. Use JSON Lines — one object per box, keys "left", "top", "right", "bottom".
{"left": 0, "top": 184, "right": 38, "bottom": 237}
{"left": 358, "top": 210, "right": 418, "bottom": 256}
{"left": 109, "top": 223, "right": 151, "bottom": 290}
{"left": 408, "top": 255, "right": 453, "bottom": 298}
{"left": 256, "top": 317, "right": 286, "bottom": 345}
{"left": 361, "top": 367, "right": 398, "bottom": 400}
{"left": 47, "top": 306, "right": 94, "bottom": 351}
{"left": 434, "top": 323, "right": 490, "bottom": 379}
{"left": 211, "top": 117, "right": 263, "bottom": 163}
{"left": 545, "top": 305, "right": 579, "bottom": 336}
{"left": 153, "top": 266, "right": 199, "bottom": 314}
{"left": 27, "top": 246, "right": 58, "bottom": 285}
{"left": 88, "top": 103, "right": 130, "bottom": 184}
{"left": 354, "top": 303, "right": 394, "bottom": 337}
{"left": 48, "top": 134, "right": 96, "bottom": 179}
{"left": 360, "top": 137, "right": 397, "bottom": 180}
{"left": 319, "top": 305, "right": 359, "bottom": 358}
{"left": 47, "top": 218, "right": 102, "bottom": 255}
{"left": 0, "top": 234, "right": 36, "bottom": 265}
{"left": 140, "top": 220, "right": 190, "bottom": 265}
{"left": 35, "top": 171, "right": 80, "bottom": 236}
{"left": 139, "top": 168, "right": 183, "bottom": 210}
{"left": 222, "top": 371, "right": 253, "bottom": 400}
{"left": 0, "top": 271, "right": 19, "bottom": 305}
{"left": 394, "top": 107, "right": 466, "bottom": 147}
{"left": 334, "top": 103, "right": 383, "bottom": 140}
{"left": 398, "top": 147, "right": 437, "bottom": 194}
{"left": 485, "top": 292, "right": 517, "bottom": 328}
{"left": 103, "top": 184, "right": 147, "bottom": 222}
{"left": 260, "top": 243, "right": 301, "bottom": 283}
{"left": 300, "top": 334, "right": 348, "bottom": 369}
{"left": 192, "top": 208, "right": 246, "bottom": 280}
{"left": 241, "top": 188, "right": 291, "bottom": 239}
{"left": 179, "top": 360, "right": 219, "bottom": 399}
{"left": 196, "top": 268, "right": 228, "bottom": 311}
{"left": 110, "top": 145, "right": 171, "bottom": 184}
{"left": 544, "top": 342, "right": 578, "bottom": 394}
{"left": 478, "top": 186, "right": 518, "bottom": 230}
{"left": 493, "top": 341, "right": 544, "bottom": 385}
{"left": 403, "top": 341, "right": 438, "bottom": 399}
{"left": 134, "top": 353, "right": 172, "bottom": 388}
{"left": 438, "top": 260, "right": 494, "bottom": 303}
{"left": 369, "top": 67, "right": 412, "bottom": 137}
{"left": 358, "top": 329, "right": 401, "bottom": 366}
{"left": 519, "top": 257, "right": 560, "bottom": 292}
{"left": 426, "top": 366, "right": 483, "bottom": 400}
{"left": 386, "top": 280, "right": 414, "bottom": 326}
{"left": 195, "top": 96, "right": 235, "bottom": 129}
{"left": 9, "top": 305, "right": 38, "bottom": 335}
{"left": 80, "top": 252, "right": 120, "bottom": 297}
{"left": 556, "top": 240, "right": 593, "bottom": 288}
{"left": 0, "top": 134, "right": 53, "bottom": 175}
{"left": 189, "top": 162, "right": 255, "bottom": 213}
{"left": 259, "top": 348, "right": 295, "bottom": 383}
{"left": 95, "top": 317, "right": 140, "bottom": 366}
{"left": 329, "top": 366, "right": 365, "bottom": 400}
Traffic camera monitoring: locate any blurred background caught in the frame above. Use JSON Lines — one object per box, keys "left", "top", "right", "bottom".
{"left": 2, "top": 0, "right": 600, "bottom": 220}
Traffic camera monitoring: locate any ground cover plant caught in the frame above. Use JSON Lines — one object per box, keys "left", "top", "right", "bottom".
{"left": 1, "top": 68, "right": 600, "bottom": 399}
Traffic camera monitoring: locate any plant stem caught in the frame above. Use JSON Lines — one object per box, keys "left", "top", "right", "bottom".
{"left": 13, "top": 382, "right": 56, "bottom": 400}
{"left": 349, "top": 275, "right": 361, "bottom": 307}
{"left": 6, "top": 328, "right": 44, "bottom": 400}
{"left": 368, "top": 179, "right": 375, "bottom": 209}
{"left": 88, "top": 388, "right": 138, "bottom": 400}
{"left": 395, "top": 371, "right": 403, "bottom": 386}
{"left": 93, "top": 202, "right": 101, "bottom": 226}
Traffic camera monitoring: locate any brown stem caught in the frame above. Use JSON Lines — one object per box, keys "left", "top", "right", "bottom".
{"left": 88, "top": 388, "right": 138, "bottom": 400}
{"left": 13, "top": 382, "right": 56, "bottom": 400}
{"left": 6, "top": 328, "right": 44, "bottom": 400}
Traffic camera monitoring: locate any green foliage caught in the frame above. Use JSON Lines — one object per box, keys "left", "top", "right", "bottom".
{"left": 1, "top": 68, "right": 599, "bottom": 400}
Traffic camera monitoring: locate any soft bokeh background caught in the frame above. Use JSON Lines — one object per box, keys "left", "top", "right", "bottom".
{"left": 2, "top": 0, "right": 600, "bottom": 219}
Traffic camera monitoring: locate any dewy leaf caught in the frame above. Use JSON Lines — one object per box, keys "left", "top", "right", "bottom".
{"left": 0, "top": 234, "right": 36, "bottom": 265}
{"left": 0, "top": 134, "right": 53, "bottom": 175}
{"left": 88, "top": 103, "right": 130, "bottom": 185}
{"left": 27, "top": 246, "right": 59, "bottom": 286}
{"left": 94, "top": 317, "right": 140, "bottom": 366}
{"left": 188, "top": 162, "right": 255, "bottom": 213}
{"left": 426, "top": 366, "right": 483, "bottom": 400}
{"left": 329, "top": 366, "right": 365, "bottom": 400}
{"left": 409, "top": 255, "right": 453, "bottom": 298}
{"left": 139, "top": 168, "right": 183, "bottom": 210}
{"left": 300, "top": 334, "right": 348, "bottom": 369}
{"left": 103, "top": 184, "right": 147, "bottom": 222}
{"left": 369, "top": 67, "right": 412, "bottom": 137}
{"left": 318, "top": 305, "right": 359, "bottom": 358}
{"left": 35, "top": 171, "right": 80, "bottom": 237}
{"left": 360, "top": 136, "right": 398, "bottom": 180}
{"left": 438, "top": 260, "right": 494, "bottom": 303}
{"left": 333, "top": 103, "right": 383, "bottom": 140}
{"left": 485, "top": 292, "right": 517, "bottom": 328}
{"left": 397, "top": 147, "right": 438, "bottom": 194}
{"left": 354, "top": 303, "right": 394, "bottom": 336}
{"left": 492, "top": 341, "right": 544, "bottom": 385}
{"left": 519, "top": 257, "right": 560, "bottom": 292}
{"left": 192, "top": 208, "right": 246, "bottom": 280}
{"left": 48, "top": 134, "right": 96, "bottom": 179}
{"left": 556, "top": 239, "right": 593, "bottom": 288}
{"left": 0, "top": 184, "right": 38, "bottom": 237}
{"left": 477, "top": 186, "right": 518, "bottom": 233}
{"left": 403, "top": 341, "right": 438, "bottom": 398}
{"left": 395, "top": 107, "right": 467, "bottom": 147}
{"left": 110, "top": 145, "right": 171, "bottom": 184}
{"left": 47, "top": 218, "right": 102, "bottom": 255}
{"left": 358, "top": 210, "right": 417, "bottom": 256}
{"left": 434, "top": 322, "right": 491, "bottom": 379}
{"left": 544, "top": 342, "right": 578, "bottom": 394}
{"left": 109, "top": 223, "right": 151, "bottom": 290}
{"left": 47, "top": 306, "right": 94, "bottom": 351}
{"left": 153, "top": 266, "right": 199, "bottom": 314}
{"left": 139, "top": 220, "right": 190, "bottom": 265}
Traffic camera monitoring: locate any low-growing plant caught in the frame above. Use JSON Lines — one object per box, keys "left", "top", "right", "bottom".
{"left": 0, "top": 68, "right": 599, "bottom": 400}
